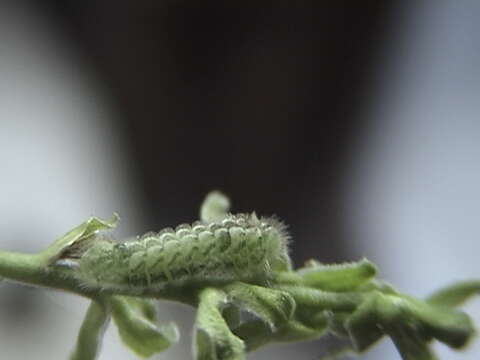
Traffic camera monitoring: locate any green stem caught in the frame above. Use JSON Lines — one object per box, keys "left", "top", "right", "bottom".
{"left": 0, "top": 250, "right": 95, "bottom": 298}
{"left": 70, "top": 297, "right": 111, "bottom": 360}
{"left": 0, "top": 251, "right": 46, "bottom": 285}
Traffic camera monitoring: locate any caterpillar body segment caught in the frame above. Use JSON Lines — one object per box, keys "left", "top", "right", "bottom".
{"left": 74, "top": 213, "right": 291, "bottom": 293}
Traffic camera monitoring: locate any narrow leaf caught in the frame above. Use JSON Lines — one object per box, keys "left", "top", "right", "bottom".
{"left": 345, "top": 294, "right": 384, "bottom": 352}
{"left": 194, "top": 288, "right": 245, "bottom": 360}
{"left": 225, "top": 282, "right": 295, "bottom": 331}
{"left": 297, "top": 259, "right": 377, "bottom": 292}
{"left": 110, "top": 295, "right": 179, "bottom": 358}
{"left": 406, "top": 297, "right": 475, "bottom": 349}
{"left": 426, "top": 280, "right": 480, "bottom": 307}
{"left": 388, "top": 325, "right": 437, "bottom": 360}
{"left": 46, "top": 214, "right": 118, "bottom": 263}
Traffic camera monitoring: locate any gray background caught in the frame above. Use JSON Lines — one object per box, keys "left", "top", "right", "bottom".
{"left": 0, "top": 1, "right": 479, "bottom": 359}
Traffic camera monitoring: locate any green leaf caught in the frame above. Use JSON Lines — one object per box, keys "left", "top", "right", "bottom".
{"left": 232, "top": 309, "right": 328, "bottom": 350}
{"left": 346, "top": 291, "right": 475, "bottom": 358}
{"left": 46, "top": 214, "right": 119, "bottom": 263}
{"left": 345, "top": 293, "right": 385, "bottom": 352}
{"left": 406, "top": 296, "right": 475, "bottom": 349}
{"left": 194, "top": 288, "right": 245, "bottom": 360}
{"left": 277, "top": 285, "right": 362, "bottom": 312}
{"left": 426, "top": 280, "right": 480, "bottom": 307}
{"left": 388, "top": 324, "right": 438, "bottom": 360}
{"left": 222, "top": 282, "right": 297, "bottom": 351}
{"left": 297, "top": 259, "right": 377, "bottom": 292}
{"left": 70, "top": 298, "right": 110, "bottom": 360}
{"left": 232, "top": 321, "right": 273, "bottom": 351}
{"left": 324, "top": 311, "right": 350, "bottom": 336}
{"left": 225, "top": 282, "right": 295, "bottom": 332}
{"left": 110, "top": 295, "right": 179, "bottom": 358}
{"left": 121, "top": 296, "right": 158, "bottom": 322}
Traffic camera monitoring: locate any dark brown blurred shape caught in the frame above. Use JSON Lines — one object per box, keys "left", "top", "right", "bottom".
{"left": 41, "top": 1, "right": 396, "bottom": 263}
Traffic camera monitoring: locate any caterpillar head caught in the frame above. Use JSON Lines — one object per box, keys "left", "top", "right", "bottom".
{"left": 78, "top": 240, "right": 120, "bottom": 286}
{"left": 262, "top": 215, "right": 292, "bottom": 272}
{"left": 201, "top": 191, "right": 231, "bottom": 222}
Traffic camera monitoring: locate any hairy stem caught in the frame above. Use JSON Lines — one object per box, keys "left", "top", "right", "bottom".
{"left": 0, "top": 250, "right": 45, "bottom": 284}
{"left": 0, "top": 250, "right": 95, "bottom": 298}
{"left": 70, "top": 297, "right": 111, "bottom": 360}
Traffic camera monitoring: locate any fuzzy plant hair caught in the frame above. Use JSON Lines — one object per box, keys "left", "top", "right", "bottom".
{"left": 0, "top": 190, "right": 478, "bottom": 360}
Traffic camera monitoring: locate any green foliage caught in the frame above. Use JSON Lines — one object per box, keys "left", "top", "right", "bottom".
{"left": 109, "top": 296, "right": 179, "bottom": 358}
{"left": 69, "top": 298, "right": 110, "bottom": 360}
{"left": 0, "top": 191, "right": 477, "bottom": 360}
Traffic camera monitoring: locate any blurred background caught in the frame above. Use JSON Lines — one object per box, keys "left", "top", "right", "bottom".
{"left": 0, "top": 1, "right": 479, "bottom": 359}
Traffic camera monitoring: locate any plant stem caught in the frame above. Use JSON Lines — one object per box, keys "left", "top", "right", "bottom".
{"left": 0, "top": 250, "right": 96, "bottom": 298}
{"left": 70, "top": 297, "right": 111, "bottom": 360}
{"left": 0, "top": 250, "right": 46, "bottom": 285}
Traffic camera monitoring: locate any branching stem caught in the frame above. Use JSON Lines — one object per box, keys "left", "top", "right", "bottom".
{"left": 0, "top": 250, "right": 96, "bottom": 298}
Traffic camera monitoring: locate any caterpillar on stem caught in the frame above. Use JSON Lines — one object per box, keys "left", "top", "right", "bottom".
{"left": 58, "top": 192, "right": 291, "bottom": 295}
{"left": 0, "top": 190, "right": 477, "bottom": 360}
{"left": 41, "top": 192, "right": 480, "bottom": 360}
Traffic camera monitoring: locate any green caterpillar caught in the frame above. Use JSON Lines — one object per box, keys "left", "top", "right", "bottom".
{"left": 54, "top": 191, "right": 290, "bottom": 296}
{"left": 71, "top": 214, "right": 290, "bottom": 293}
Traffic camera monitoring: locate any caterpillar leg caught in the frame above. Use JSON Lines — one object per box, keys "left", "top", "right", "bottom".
{"left": 194, "top": 288, "right": 246, "bottom": 360}
{"left": 70, "top": 297, "right": 111, "bottom": 360}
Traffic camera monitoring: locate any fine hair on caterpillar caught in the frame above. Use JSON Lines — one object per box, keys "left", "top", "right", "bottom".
{"left": 63, "top": 211, "right": 291, "bottom": 294}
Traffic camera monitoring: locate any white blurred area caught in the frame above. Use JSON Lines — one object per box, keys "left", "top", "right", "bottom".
{"left": 345, "top": 1, "right": 480, "bottom": 359}
{"left": 0, "top": 1, "right": 151, "bottom": 359}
